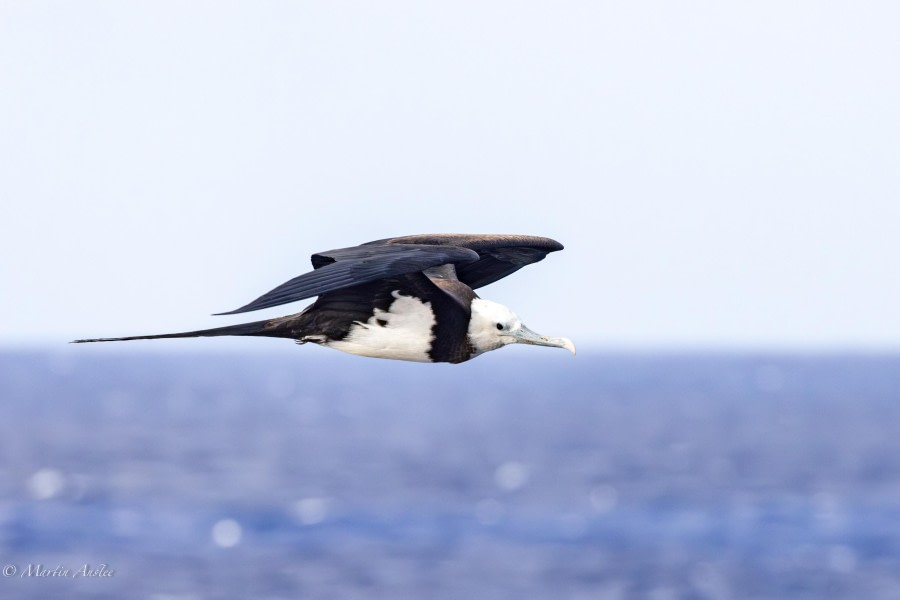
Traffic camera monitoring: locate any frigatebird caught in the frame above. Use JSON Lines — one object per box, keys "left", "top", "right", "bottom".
{"left": 73, "top": 234, "right": 575, "bottom": 363}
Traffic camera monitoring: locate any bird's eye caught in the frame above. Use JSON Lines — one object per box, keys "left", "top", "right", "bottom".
{"left": 496, "top": 323, "right": 504, "bottom": 330}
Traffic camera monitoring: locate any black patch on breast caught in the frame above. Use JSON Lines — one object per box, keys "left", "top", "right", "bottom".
{"left": 279, "top": 273, "right": 476, "bottom": 363}
{"left": 426, "top": 279, "right": 476, "bottom": 364}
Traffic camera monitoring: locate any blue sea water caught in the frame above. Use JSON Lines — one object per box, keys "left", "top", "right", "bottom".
{"left": 1, "top": 348, "right": 899, "bottom": 599}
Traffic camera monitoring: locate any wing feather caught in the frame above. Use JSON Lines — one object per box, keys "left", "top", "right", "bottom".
{"left": 216, "top": 244, "right": 479, "bottom": 315}
{"left": 384, "top": 234, "right": 564, "bottom": 289}
{"left": 217, "top": 234, "right": 564, "bottom": 315}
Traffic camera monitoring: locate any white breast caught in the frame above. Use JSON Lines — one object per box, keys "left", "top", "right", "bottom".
{"left": 324, "top": 291, "right": 437, "bottom": 362}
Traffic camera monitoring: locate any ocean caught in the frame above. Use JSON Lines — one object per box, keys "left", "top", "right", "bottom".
{"left": 1, "top": 349, "right": 899, "bottom": 599}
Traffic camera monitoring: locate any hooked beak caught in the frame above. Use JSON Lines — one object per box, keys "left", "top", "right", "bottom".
{"left": 508, "top": 325, "right": 576, "bottom": 356}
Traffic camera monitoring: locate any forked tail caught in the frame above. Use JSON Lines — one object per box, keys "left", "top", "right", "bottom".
{"left": 71, "top": 318, "right": 287, "bottom": 344}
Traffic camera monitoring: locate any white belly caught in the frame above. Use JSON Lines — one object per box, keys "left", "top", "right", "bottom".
{"left": 324, "top": 291, "right": 436, "bottom": 362}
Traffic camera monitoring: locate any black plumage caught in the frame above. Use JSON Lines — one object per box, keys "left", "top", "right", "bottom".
{"left": 73, "top": 234, "right": 567, "bottom": 364}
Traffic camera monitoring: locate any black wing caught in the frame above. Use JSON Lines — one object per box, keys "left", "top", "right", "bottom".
{"left": 216, "top": 243, "right": 479, "bottom": 315}
{"left": 382, "top": 234, "right": 564, "bottom": 289}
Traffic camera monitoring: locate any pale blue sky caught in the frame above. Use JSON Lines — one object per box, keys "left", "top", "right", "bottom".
{"left": 2, "top": 1, "right": 899, "bottom": 349}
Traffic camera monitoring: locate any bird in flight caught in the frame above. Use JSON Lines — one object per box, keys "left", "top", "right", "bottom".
{"left": 73, "top": 234, "right": 575, "bottom": 363}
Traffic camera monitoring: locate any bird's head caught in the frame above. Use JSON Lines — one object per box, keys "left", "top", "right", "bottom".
{"left": 467, "top": 298, "right": 576, "bottom": 357}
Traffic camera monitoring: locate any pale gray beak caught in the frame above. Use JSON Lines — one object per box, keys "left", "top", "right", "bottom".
{"left": 508, "top": 324, "right": 576, "bottom": 356}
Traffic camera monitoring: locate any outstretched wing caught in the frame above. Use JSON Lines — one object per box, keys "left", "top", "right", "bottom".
{"left": 383, "top": 234, "right": 564, "bottom": 289}
{"left": 216, "top": 243, "right": 479, "bottom": 315}
{"left": 218, "top": 234, "right": 563, "bottom": 316}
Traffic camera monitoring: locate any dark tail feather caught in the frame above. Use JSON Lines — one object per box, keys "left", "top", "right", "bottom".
{"left": 71, "top": 319, "right": 284, "bottom": 344}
